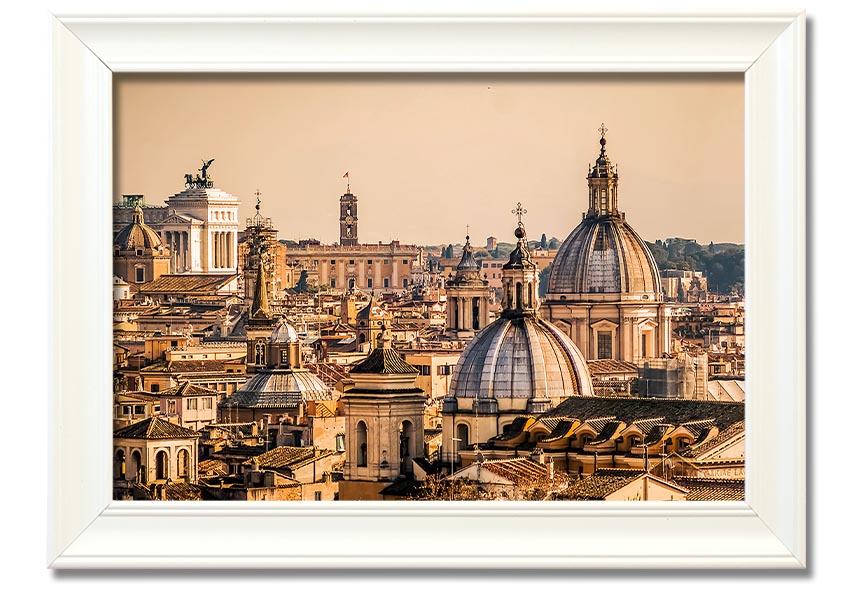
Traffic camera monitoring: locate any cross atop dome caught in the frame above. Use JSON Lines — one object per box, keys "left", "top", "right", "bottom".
{"left": 512, "top": 202, "right": 528, "bottom": 235}
{"left": 598, "top": 122, "right": 608, "bottom": 154}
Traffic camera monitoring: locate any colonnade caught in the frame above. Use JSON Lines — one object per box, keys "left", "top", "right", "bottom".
{"left": 212, "top": 230, "right": 235, "bottom": 269}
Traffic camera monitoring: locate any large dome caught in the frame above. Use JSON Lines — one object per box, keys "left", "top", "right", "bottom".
{"left": 449, "top": 316, "right": 594, "bottom": 402}
{"left": 547, "top": 217, "right": 662, "bottom": 301}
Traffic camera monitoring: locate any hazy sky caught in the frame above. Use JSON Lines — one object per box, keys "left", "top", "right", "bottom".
{"left": 114, "top": 74, "right": 743, "bottom": 246}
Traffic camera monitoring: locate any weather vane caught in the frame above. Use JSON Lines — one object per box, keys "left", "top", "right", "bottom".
{"left": 255, "top": 189, "right": 262, "bottom": 212}
{"left": 598, "top": 123, "right": 608, "bottom": 137}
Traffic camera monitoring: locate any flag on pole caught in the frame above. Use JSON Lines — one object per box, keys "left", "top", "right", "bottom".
{"left": 343, "top": 172, "right": 349, "bottom": 178}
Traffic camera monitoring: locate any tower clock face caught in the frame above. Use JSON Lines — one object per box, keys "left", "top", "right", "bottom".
{"left": 345, "top": 216, "right": 354, "bottom": 225}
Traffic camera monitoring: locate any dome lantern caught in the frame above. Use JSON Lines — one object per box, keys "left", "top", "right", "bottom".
{"left": 586, "top": 123, "right": 620, "bottom": 218}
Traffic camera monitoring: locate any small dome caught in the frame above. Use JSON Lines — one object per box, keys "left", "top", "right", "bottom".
{"left": 270, "top": 319, "right": 298, "bottom": 343}
{"left": 547, "top": 218, "right": 661, "bottom": 300}
{"left": 223, "top": 369, "right": 331, "bottom": 408}
{"left": 449, "top": 316, "right": 594, "bottom": 401}
{"left": 114, "top": 206, "right": 166, "bottom": 252}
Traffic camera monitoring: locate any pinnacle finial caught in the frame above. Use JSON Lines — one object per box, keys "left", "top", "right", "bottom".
{"left": 598, "top": 123, "right": 608, "bottom": 153}
{"left": 254, "top": 189, "right": 262, "bottom": 213}
{"left": 511, "top": 202, "right": 528, "bottom": 237}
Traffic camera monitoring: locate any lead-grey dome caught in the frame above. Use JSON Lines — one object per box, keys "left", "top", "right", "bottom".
{"left": 448, "top": 316, "right": 594, "bottom": 401}
{"left": 547, "top": 128, "right": 663, "bottom": 301}
{"left": 269, "top": 319, "right": 298, "bottom": 343}
{"left": 222, "top": 369, "right": 331, "bottom": 409}
{"left": 547, "top": 218, "right": 662, "bottom": 300}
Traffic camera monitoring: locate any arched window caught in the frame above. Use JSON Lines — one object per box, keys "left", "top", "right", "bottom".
{"left": 255, "top": 341, "right": 265, "bottom": 365}
{"left": 356, "top": 421, "right": 368, "bottom": 467}
{"left": 131, "top": 450, "right": 143, "bottom": 483}
{"left": 114, "top": 449, "right": 126, "bottom": 480}
{"left": 516, "top": 282, "right": 523, "bottom": 309}
{"left": 155, "top": 450, "right": 169, "bottom": 480}
{"left": 399, "top": 420, "right": 414, "bottom": 458}
{"left": 456, "top": 423, "right": 470, "bottom": 450}
{"left": 358, "top": 333, "right": 366, "bottom": 344}
{"left": 177, "top": 449, "right": 189, "bottom": 479}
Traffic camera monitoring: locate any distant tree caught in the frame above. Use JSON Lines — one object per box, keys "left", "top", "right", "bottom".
{"left": 445, "top": 245, "right": 454, "bottom": 259}
{"left": 709, "top": 241, "right": 715, "bottom": 253}
{"left": 295, "top": 269, "right": 309, "bottom": 293}
{"left": 548, "top": 238, "right": 559, "bottom": 250}
{"left": 538, "top": 264, "right": 552, "bottom": 298}
{"left": 540, "top": 233, "right": 548, "bottom": 248}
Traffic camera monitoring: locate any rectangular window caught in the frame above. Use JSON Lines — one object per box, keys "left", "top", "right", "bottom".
{"left": 314, "top": 491, "right": 322, "bottom": 501}
{"left": 383, "top": 259, "right": 389, "bottom": 264}
{"left": 417, "top": 365, "right": 431, "bottom": 376}
{"left": 367, "top": 259, "right": 373, "bottom": 265}
{"left": 349, "top": 259, "right": 355, "bottom": 265}
{"left": 134, "top": 405, "right": 145, "bottom": 414}
{"left": 402, "top": 259, "right": 409, "bottom": 264}
{"left": 150, "top": 383, "right": 160, "bottom": 392}
{"left": 438, "top": 365, "right": 452, "bottom": 375}
{"left": 330, "top": 259, "right": 336, "bottom": 264}
{"left": 122, "top": 405, "right": 132, "bottom": 415}
{"left": 330, "top": 278, "right": 336, "bottom": 288}
{"left": 383, "top": 278, "right": 389, "bottom": 288}
{"left": 204, "top": 398, "right": 213, "bottom": 410}
{"left": 135, "top": 267, "right": 145, "bottom": 283}
{"left": 403, "top": 278, "right": 409, "bottom": 287}
{"left": 641, "top": 333, "right": 648, "bottom": 357}
{"left": 187, "top": 398, "right": 197, "bottom": 410}
{"left": 597, "top": 332, "right": 613, "bottom": 360}
{"left": 367, "top": 278, "right": 373, "bottom": 288}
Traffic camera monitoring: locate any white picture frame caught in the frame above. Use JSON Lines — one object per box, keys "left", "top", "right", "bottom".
{"left": 49, "top": 10, "right": 806, "bottom": 569}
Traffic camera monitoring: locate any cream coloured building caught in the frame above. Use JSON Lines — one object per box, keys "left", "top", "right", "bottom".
{"left": 542, "top": 128, "right": 672, "bottom": 362}
{"left": 113, "top": 163, "right": 240, "bottom": 275}
{"left": 285, "top": 185, "right": 422, "bottom": 292}
{"left": 339, "top": 330, "right": 427, "bottom": 500}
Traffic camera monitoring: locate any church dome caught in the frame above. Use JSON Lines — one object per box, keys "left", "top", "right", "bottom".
{"left": 269, "top": 319, "right": 299, "bottom": 344}
{"left": 114, "top": 206, "right": 166, "bottom": 252}
{"left": 547, "top": 127, "right": 662, "bottom": 301}
{"left": 547, "top": 218, "right": 662, "bottom": 300}
{"left": 223, "top": 369, "right": 331, "bottom": 409}
{"left": 449, "top": 315, "right": 594, "bottom": 402}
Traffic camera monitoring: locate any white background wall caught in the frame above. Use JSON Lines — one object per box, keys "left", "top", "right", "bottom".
{"left": 2, "top": 0, "right": 837, "bottom": 597}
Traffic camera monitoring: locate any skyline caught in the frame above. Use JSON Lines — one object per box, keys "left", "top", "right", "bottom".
{"left": 114, "top": 74, "right": 744, "bottom": 246}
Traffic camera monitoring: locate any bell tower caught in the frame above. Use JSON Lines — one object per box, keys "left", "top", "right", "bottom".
{"left": 339, "top": 181, "right": 359, "bottom": 246}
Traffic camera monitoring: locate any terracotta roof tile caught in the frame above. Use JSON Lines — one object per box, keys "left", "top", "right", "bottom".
{"left": 114, "top": 416, "right": 200, "bottom": 439}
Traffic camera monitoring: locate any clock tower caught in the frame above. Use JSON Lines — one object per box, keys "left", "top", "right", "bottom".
{"left": 339, "top": 184, "right": 358, "bottom": 246}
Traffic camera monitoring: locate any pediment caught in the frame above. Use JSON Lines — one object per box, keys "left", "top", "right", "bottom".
{"left": 159, "top": 213, "right": 199, "bottom": 225}
{"left": 590, "top": 318, "right": 619, "bottom": 330}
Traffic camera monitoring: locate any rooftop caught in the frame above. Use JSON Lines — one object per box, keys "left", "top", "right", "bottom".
{"left": 114, "top": 416, "right": 200, "bottom": 440}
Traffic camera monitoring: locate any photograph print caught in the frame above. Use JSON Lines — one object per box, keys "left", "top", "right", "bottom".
{"left": 111, "top": 74, "right": 745, "bottom": 502}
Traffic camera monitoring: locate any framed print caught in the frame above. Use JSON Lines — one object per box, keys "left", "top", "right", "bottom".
{"left": 49, "top": 10, "right": 805, "bottom": 569}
